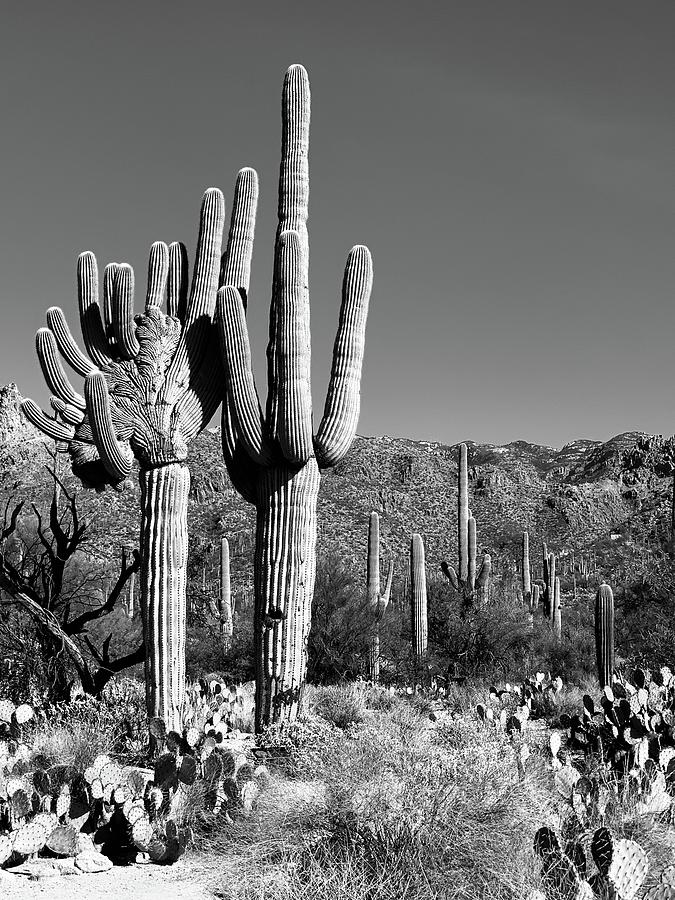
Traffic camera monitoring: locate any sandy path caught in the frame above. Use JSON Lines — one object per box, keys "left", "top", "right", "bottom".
{"left": 0, "top": 855, "right": 216, "bottom": 900}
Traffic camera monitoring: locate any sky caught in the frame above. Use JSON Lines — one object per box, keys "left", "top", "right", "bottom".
{"left": 0, "top": 1, "right": 673, "bottom": 449}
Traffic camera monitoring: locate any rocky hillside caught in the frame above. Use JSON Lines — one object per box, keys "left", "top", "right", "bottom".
{"left": 1, "top": 384, "right": 673, "bottom": 599}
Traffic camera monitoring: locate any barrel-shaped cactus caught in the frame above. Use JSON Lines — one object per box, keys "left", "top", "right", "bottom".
{"left": 367, "top": 511, "right": 393, "bottom": 682}
{"left": 410, "top": 534, "right": 428, "bottom": 659}
{"left": 595, "top": 582, "right": 615, "bottom": 688}
{"left": 441, "top": 443, "right": 490, "bottom": 606}
{"left": 220, "top": 537, "right": 234, "bottom": 647}
{"left": 216, "top": 66, "right": 372, "bottom": 730}
{"left": 21, "top": 178, "right": 255, "bottom": 732}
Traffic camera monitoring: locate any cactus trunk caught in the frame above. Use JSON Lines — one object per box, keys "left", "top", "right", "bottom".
{"left": 410, "top": 534, "right": 428, "bottom": 659}
{"left": 595, "top": 582, "right": 615, "bottom": 688}
{"left": 458, "top": 444, "right": 469, "bottom": 582}
{"left": 522, "top": 532, "right": 531, "bottom": 602}
{"left": 253, "top": 460, "right": 320, "bottom": 731}
{"left": 365, "top": 511, "right": 392, "bottom": 682}
{"left": 552, "top": 576, "right": 561, "bottom": 643}
{"left": 139, "top": 463, "right": 189, "bottom": 734}
{"left": 219, "top": 537, "right": 233, "bottom": 647}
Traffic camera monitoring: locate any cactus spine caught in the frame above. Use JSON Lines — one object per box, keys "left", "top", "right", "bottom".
{"left": 441, "top": 443, "right": 491, "bottom": 606}
{"left": 22, "top": 178, "right": 253, "bottom": 733}
{"left": 216, "top": 66, "right": 372, "bottom": 730}
{"left": 366, "top": 512, "right": 393, "bottom": 682}
{"left": 410, "top": 534, "right": 428, "bottom": 659}
{"left": 219, "top": 537, "right": 234, "bottom": 648}
{"left": 595, "top": 582, "right": 615, "bottom": 688}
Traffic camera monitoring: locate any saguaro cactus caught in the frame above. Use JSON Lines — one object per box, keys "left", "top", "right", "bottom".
{"left": 219, "top": 537, "right": 234, "bottom": 647}
{"left": 216, "top": 65, "right": 372, "bottom": 730}
{"left": 123, "top": 545, "right": 136, "bottom": 619}
{"left": 22, "top": 177, "right": 255, "bottom": 732}
{"left": 410, "top": 534, "right": 428, "bottom": 659}
{"left": 366, "top": 511, "right": 393, "bottom": 682}
{"left": 522, "top": 531, "right": 531, "bottom": 606}
{"left": 552, "top": 576, "right": 562, "bottom": 643}
{"left": 595, "top": 582, "right": 615, "bottom": 688}
{"left": 542, "top": 544, "right": 557, "bottom": 620}
{"left": 441, "top": 443, "right": 491, "bottom": 606}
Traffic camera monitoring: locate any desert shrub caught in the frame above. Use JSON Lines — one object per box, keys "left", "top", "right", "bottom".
{"left": 307, "top": 685, "right": 369, "bottom": 730}
{"left": 256, "top": 715, "right": 342, "bottom": 779}
{"left": 428, "top": 588, "right": 534, "bottom": 680}
{"left": 306, "top": 554, "right": 372, "bottom": 684}
{"left": 216, "top": 699, "right": 550, "bottom": 900}
{"left": 186, "top": 616, "right": 255, "bottom": 683}
{"left": 40, "top": 675, "right": 147, "bottom": 764}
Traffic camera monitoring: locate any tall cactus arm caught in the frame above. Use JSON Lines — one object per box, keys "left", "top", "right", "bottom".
{"left": 162, "top": 188, "right": 225, "bottom": 395}
{"left": 45, "top": 307, "right": 96, "bottom": 378}
{"left": 179, "top": 171, "right": 259, "bottom": 447}
{"left": 277, "top": 66, "right": 310, "bottom": 250}
{"left": 267, "top": 65, "right": 311, "bottom": 440}
{"left": 220, "top": 167, "right": 258, "bottom": 304}
{"left": 220, "top": 405, "right": 258, "bottom": 503}
{"left": 276, "top": 230, "right": 312, "bottom": 464}
{"left": 382, "top": 558, "right": 394, "bottom": 608}
{"left": 84, "top": 372, "right": 133, "bottom": 481}
{"left": 20, "top": 399, "right": 75, "bottom": 442}
{"left": 167, "top": 242, "right": 188, "bottom": 320}
{"left": 35, "top": 328, "right": 86, "bottom": 410}
{"left": 220, "top": 167, "right": 260, "bottom": 472}
{"left": 314, "top": 245, "right": 373, "bottom": 468}
{"left": 102, "top": 263, "right": 120, "bottom": 343}
{"left": 111, "top": 264, "right": 140, "bottom": 359}
{"left": 467, "top": 516, "right": 477, "bottom": 590}
{"left": 217, "top": 287, "right": 269, "bottom": 465}
{"left": 50, "top": 396, "right": 85, "bottom": 426}
{"left": 145, "top": 242, "right": 169, "bottom": 310}
{"left": 78, "top": 251, "right": 113, "bottom": 369}
{"left": 441, "top": 561, "right": 459, "bottom": 590}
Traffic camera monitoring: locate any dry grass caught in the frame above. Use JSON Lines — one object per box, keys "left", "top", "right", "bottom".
{"left": 204, "top": 688, "right": 559, "bottom": 899}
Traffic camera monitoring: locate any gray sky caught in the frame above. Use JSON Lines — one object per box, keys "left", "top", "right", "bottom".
{"left": 1, "top": 1, "right": 673, "bottom": 448}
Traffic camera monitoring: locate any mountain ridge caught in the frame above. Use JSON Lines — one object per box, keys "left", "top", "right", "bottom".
{"left": 1, "top": 384, "right": 672, "bottom": 597}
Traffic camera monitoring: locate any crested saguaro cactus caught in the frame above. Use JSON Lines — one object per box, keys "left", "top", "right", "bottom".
{"left": 22, "top": 177, "right": 256, "bottom": 732}
{"left": 219, "top": 537, "right": 234, "bottom": 648}
{"left": 216, "top": 65, "right": 372, "bottom": 729}
{"left": 595, "top": 582, "right": 615, "bottom": 688}
{"left": 366, "top": 511, "right": 393, "bottom": 682}
{"left": 410, "top": 534, "right": 428, "bottom": 660}
{"left": 441, "top": 443, "right": 491, "bottom": 607}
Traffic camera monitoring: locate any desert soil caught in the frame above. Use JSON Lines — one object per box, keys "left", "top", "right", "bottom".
{"left": 0, "top": 855, "right": 216, "bottom": 899}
